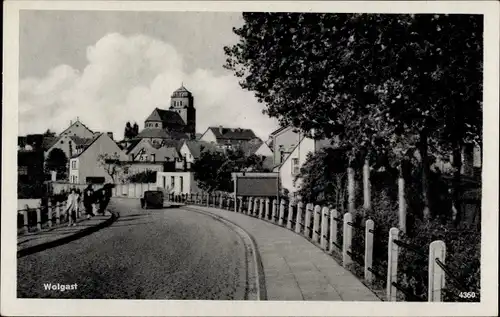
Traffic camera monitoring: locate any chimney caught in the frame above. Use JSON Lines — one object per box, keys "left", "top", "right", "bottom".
{"left": 219, "top": 125, "right": 223, "bottom": 134}
{"left": 107, "top": 132, "right": 114, "bottom": 140}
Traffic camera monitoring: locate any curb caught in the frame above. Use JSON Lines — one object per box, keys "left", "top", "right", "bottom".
{"left": 183, "top": 206, "right": 267, "bottom": 300}
{"left": 17, "top": 213, "right": 119, "bottom": 258}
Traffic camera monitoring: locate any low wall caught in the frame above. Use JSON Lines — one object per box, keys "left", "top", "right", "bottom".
{"left": 51, "top": 182, "right": 156, "bottom": 199}
{"left": 18, "top": 199, "right": 42, "bottom": 211}
{"left": 112, "top": 183, "right": 157, "bottom": 198}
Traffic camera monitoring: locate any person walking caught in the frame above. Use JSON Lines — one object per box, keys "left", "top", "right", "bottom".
{"left": 65, "top": 188, "right": 78, "bottom": 226}
{"left": 83, "top": 183, "right": 95, "bottom": 219}
{"left": 98, "top": 184, "right": 113, "bottom": 215}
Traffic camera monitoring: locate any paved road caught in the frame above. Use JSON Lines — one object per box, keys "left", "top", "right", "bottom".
{"left": 17, "top": 199, "right": 247, "bottom": 299}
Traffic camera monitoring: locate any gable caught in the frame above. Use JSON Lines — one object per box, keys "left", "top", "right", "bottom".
{"left": 59, "top": 120, "right": 94, "bottom": 138}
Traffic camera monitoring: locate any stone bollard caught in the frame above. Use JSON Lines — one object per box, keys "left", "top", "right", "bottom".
{"left": 238, "top": 197, "right": 243, "bottom": 213}
{"left": 271, "top": 199, "right": 277, "bottom": 222}
{"left": 259, "top": 198, "right": 265, "bottom": 218}
{"left": 387, "top": 227, "right": 399, "bottom": 301}
{"left": 304, "top": 203, "right": 313, "bottom": 238}
{"left": 320, "top": 207, "right": 329, "bottom": 250}
{"left": 365, "top": 219, "right": 375, "bottom": 284}
{"left": 55, "top": 203, "right": 61, "bottom": 225}
{"left": 253, "top": 198, "right": 259, "bottom": 217}
{"left": 36, "top": 207, "right": 42, "bottom": 231}
{"left": 265, "top": 198, "right": 270, "bottom": 220}
{"left": 343, "top": 212, "right": 353, "bottom": 268}
{"left": 312, "top": 205, "right": 321, "bottom": 243}
{"left": 287, "top": 201, "right": 294, "bottom": 229}
{"left": 329, "top": 209, "right": 339, "bottom": 253}
{"left": 428, "top": 240, "right": 446, "bottom": 302}
{"left": 278, "top": 200, "right": 286, "bottom": 226}
{"left": 23, "top": 205, "right": 29, "bottom": 232}
{"left": 295, "top": 202, "right": 303, "bottom": 234}
{"left": 47, "top": 201, "right": 53, "bottom": 228}
{"left": 247, "top": 197, "right": 253, "bottom": 215}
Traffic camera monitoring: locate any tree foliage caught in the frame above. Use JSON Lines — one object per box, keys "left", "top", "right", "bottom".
{"left": 124, "top": 121, "right": 139, "bottom": 140}
{"left": 225, "top": 13, "right": 483, "bottom": 219}
{"left": 45, "top": 148, "right": 68, "bottom": 179}
{"left": 97, "top": 153, "right": 130, "bottom": 183}
{"left": 192, "top": 148, "right": 271, "bottom": 192}
{"left": 128, "top": 170, "right": 157, "bottom": 183}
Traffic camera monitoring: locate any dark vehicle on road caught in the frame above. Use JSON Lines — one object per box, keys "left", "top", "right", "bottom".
{"left": 140, "top": 190, "right": 164, "bottom": 209}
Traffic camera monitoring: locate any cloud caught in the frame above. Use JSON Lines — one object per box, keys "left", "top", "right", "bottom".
{"left": 19, "top": 33, "right": 278, "bottom": 141}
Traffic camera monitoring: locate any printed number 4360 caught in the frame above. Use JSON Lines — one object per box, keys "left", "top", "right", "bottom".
{"left": 459, "top": 292, "right": 477, "bottom": 299}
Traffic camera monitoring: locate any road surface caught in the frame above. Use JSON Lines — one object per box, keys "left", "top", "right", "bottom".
{"left": 17, "top": 198, "right": 247, "bottom": 299}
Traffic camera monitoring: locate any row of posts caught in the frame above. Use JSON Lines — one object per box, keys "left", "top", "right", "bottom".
{"left": 19, "top": 201, "right": 79, "bottom": 232}
{"left": 188, "top": 193, "right": 446, "bottom": 302}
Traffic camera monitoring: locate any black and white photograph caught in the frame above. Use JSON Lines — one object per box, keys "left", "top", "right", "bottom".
{"left": 2, "top": 1, "right": 498, "bottom": 316}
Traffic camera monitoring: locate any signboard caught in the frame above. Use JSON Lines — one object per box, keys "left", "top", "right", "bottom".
{"left": 232, "top": 172, "right": 279, "bottom": 197}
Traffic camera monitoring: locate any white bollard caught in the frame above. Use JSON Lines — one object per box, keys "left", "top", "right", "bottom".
{"left": 387, "top": 227, "right": 400, "bottom": 301}
{"left": 259, "top": 198, "right": 265, "bottom": 218}
{"left": 365, "top": 219, "right": 375, "bottom": 284}
{"left": 304, "top": 203, "right": 313, "bottom": 238}
{"left": 23, "top": 208, "right": 29, "bottom": 232}
{"left": 278, "top": 200, "right": 286, "bottom": 225}
{"left": 248, "top": 197, "right": 253, "bottom": 215}
{"left": 47, "top": 201, "right": 53, "bottom": 228}
{"left": 55, "top": 203, "right": 61, "bottom": 225}
{"left": 312, "top": 205, "right": 321, "bottom": 243}
{"left": 320, "top": 207, "right": 329, "bottom": 250}
{"left": 265, "top": 198, "right": 270, "bottom": 220}
{"left": 271, "top": 199, "right": 277, "bottom": 222}
{"left": 36, "top": 208, "right": 42, "bottom": 231}
{"left": 295, "top": 202, "right": 303, "bottom": 234}
{"left": 252, "top": 198, "right": 258, "bottom": 216}
{"left": 287, "top": 201, "right": 294, "bottom": 229}
{"left": 428, "top": 240, "right": 446, "bottom": 302}
{"left": 329, "top": 209, "right": 339, "bottom": 253}
{"left": 342, "top": 212, "right": 353, "bottom": 267}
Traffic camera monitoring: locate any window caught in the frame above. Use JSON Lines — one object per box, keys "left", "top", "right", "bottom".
{"left": 18, "top": 166, "right": 28, "bottom": 175}
{"left": 71, "top": 160, "right": 77, "bottom": 169}
{"left": 163, "top": 176, "right": 166, "bottom": 189}
{"left": 74, "top": 176, "right": 78, "bottom": 184}
{"left": 291, "top": 158, "right": 300, "bottom": 175}
{"left": 155, "top": 123, "right": 159, "bottom": 128}
{"left": 151, "top": 154, "right": 156, "bottom": 162}
{"left": 171, "top": 176, "right": 175, "bottom": 190}
{"left": 180, "top": 176, "right": 184, "bottom": 192}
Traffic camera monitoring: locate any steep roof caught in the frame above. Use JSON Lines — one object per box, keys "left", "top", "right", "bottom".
{"left": 162, "top": 139, "right": 184, "bottom": 151}
{"left": 171, "top": 84, "right": 192, "bottom": 97}
{"left": 70, "top": 133, "right": 104, "bottom": 158}
{"left": 145, "top": 108, "right": 185, "bottom": 125}
{"left": 125, "top": 139, "right": 142, "bottom": 154}
{"left": 69, "top": 136, "right": 93, "bottom": 146}
{"left": 42, "top": 136, "right": 58, "bottom": 150}
{"left": 183, "top": 140, "right": 219, "bottom": 159}
{"left": 157, "top": 146, "right": 180, "bottom": 160}
{"left": 207, "top": 126, "right": 258, "bottom": 141}
{"left": 238, "top": 139, "right": 264, "bottom": 156}
{"left": 269, "top": 126, "right": 290, "bottom": 136}
{"left": 136, "top": 128, "right": 171, "bottom": 139}
{"left": 59, "top": 119, "right": 94, "bottom": 136}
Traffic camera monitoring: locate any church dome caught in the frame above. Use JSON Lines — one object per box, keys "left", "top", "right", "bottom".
{"left": 171, "top": 84, "right": 192, "bottom": 98}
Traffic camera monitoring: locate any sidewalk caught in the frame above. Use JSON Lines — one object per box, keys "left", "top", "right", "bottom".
{"left": 186, "top": 205, "right": 380, "bottom": 301}
{"left": 18, "top": 213, "right": 116, "bottom": 257}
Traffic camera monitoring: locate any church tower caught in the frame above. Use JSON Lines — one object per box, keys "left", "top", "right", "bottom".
{"left": 169, "top": 84, "right": 196, "bottom": 138}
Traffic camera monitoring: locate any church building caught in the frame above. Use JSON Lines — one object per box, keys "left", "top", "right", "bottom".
{"left": 136, "top": 85, "right": 197, "bottom": 144}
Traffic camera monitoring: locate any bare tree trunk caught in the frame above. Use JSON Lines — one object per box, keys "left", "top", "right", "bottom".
{"left": 419, "top": 131, "right": 432, "bottom": 221}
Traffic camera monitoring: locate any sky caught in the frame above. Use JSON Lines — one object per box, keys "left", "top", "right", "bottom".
{"left": 18, "top": 10, "right": 279, "bottom": 141}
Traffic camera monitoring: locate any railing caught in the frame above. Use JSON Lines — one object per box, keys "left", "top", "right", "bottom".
{"left": 177, "top": 192, "right": 470, "bottom": 302}
{"left": 17, "top": 200, "right": 86, "bottom": 234}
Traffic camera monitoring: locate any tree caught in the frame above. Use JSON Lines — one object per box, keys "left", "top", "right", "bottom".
{"left": 128, "top": 170, "right": 157, "bottom": 183}
{"left": 133, "top": 122, "right": 139, "bottom": 136}
{"left": 124, "top": 122, "right": 139, "bottom": 140}
{"left": 45, "top": 148, "right": 68, "bottom": 180}
{"left": 225, "top": 13, "right": 482, "bottom": 220}
{"left": 192, "top": 147, "right": 269, "bottom": 192}
{"left": 97, "top": 153, "right": 130, "bottom": 183}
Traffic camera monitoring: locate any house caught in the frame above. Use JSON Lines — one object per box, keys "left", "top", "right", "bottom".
{"left": 126, "top": 138, "right": 180, "bottom": 162}
{"left": 68, "top": 133, "right": 128, "bottom": 184}
{"left": 156, "top": 171, "right": 201, "bottom": 194}
{"left": 274, "top": 136, "right": 337, "bottom": 196}
{"left": 59, "top": 118, "right": 95, "bottom": 139}
{"left": 268, "top": 126, "right": 302, "bottom": 167}
{"left": 136, "top": 85, "right": 196, "bottom": 142}
{"left": 238, "top": 138, "right": 273, "bottom": 157}
{"left": 199, "top": 126, "right": 260, "bottom": 150}
{"left": 179, "top": 140, "right": 219, "bottom": 168}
